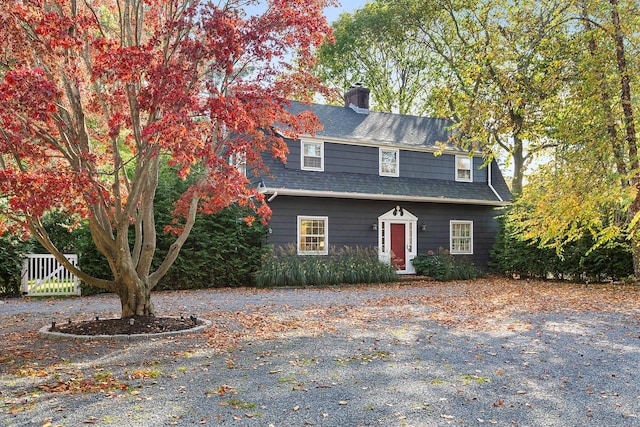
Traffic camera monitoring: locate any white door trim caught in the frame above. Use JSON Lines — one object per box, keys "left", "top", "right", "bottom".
{"left": 377, "top": 206, "right": 417, "bottom": 274}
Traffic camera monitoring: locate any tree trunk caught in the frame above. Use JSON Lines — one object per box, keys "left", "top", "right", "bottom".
{"left": 117, "top": 278, "right": 155, "bottom": 318}
{"left": 511, "top": 135, "right": 524, "bottom": 197}
{"left": 628, "top": 194, "right": 640, "bottom": 279}
{"left": 610, "top": 0, "right": 639, "bottom": 278}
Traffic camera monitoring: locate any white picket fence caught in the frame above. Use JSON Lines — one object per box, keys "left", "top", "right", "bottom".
{"left": 21, "top": 254, "right": 81, "bottom": 296}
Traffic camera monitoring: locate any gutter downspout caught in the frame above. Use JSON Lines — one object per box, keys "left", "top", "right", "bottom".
{"left": 487, "top": 161, "right": 504, "bottom": 202}
{"left": 267, "top": 191, "right": 278, "bottom": 202}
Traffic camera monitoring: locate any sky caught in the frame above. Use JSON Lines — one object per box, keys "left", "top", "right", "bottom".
{"left": 324, "top": 0, "right": 369, "bottom": 23}
{"left": 244, "top": 1, "right": 369, "bottom": 23}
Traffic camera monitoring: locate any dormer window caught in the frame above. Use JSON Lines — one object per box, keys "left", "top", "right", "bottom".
{"left": 455, "top": 155, "right": 472, "bottom": 182}
{"left": 301, "top": 140, "right": 324, "bottom": 171}
{"left": 379, "top": 148, "right": 399, "bottom": 177}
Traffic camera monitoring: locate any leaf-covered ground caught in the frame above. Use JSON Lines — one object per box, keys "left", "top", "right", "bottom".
{"left": 1, "top": 277, "right": 639, "bottom": 426}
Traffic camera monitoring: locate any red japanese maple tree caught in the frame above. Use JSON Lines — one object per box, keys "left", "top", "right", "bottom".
{"left": 0, "top": 0, "right": 332, "bottom": 316}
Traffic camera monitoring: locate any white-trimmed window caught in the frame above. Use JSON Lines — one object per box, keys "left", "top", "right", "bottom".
{"left": 450, "top": 220, "right": 473, "bottom": 254}
{"left": 229, "top": 152, "right": 247, "bottom": 176}
{"left": 380, "top": 148, "right": 399, "bottom": 177}
{"left": 297, "top": 216, "right": 328, "bottom": 255}
{"left": 455, "top": 155, "right": 472, "bottom": 182}
{"left": 301, "top": 140, "right": 324, "bottom": 171}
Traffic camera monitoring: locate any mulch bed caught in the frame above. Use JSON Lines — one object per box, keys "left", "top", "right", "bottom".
{"left": 50, "top": 315, "right": 202, "bottom": 336}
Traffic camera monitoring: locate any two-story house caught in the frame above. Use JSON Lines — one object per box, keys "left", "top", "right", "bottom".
{"left": 258, "top": 85, "right": 512, "bottom": 274}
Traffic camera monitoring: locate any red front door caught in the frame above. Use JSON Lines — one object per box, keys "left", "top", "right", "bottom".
{"left": 390, "top": 223, "right": 406, "bottom": 270}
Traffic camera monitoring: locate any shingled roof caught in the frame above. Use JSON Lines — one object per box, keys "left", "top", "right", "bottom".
{"left": 259, "top": 166, "right": 510, "bottom": 206}
{"left": 285, "top": 101, "right": 463, "bottom": 151}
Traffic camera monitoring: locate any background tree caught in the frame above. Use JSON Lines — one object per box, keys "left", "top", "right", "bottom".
{"left": 506, "top": 0, "right": 640, "bottom": 276}
{"left": 399, "top": 0, "right": 573, "bottom": 195}
{"left": 0, "top": 0, "right": 333, "bottom": 316}
{"left": 317, "top": 0, "right": 571, "bottom": 195}
{"left": 315, "top": 1, "right": 435, "bottom": 115}
{"left": 152, "top": 162, "right": 270, "bottom": 289}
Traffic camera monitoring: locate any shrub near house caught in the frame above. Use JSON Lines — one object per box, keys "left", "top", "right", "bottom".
{"left": 255, "top": 244, "right": 397, "bottom": 287}
{"left": 411, "top": 248, "right": 485, "bottom": 281}
{"left": 489, "top": 214, "right": 633, "bottom": 282}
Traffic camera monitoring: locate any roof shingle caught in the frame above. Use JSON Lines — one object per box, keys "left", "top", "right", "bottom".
{"left": 285, "top": 101, "right": 462, "bottom": 151}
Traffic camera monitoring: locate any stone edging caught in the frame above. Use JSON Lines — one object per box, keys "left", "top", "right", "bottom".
{"left": 38, "top": 318, "right": 212, "bottom": 341}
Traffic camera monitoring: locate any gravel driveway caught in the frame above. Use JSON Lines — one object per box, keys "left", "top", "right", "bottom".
{"left": 1, "top": 280, "right": 640, "bottom": 427}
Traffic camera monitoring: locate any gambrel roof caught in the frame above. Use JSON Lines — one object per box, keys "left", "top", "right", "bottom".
{"left": 259, "top": 101, "right": 512, "bottom": 206}
{"left": 285, "top": 101, "right": 462, "bottom": 151}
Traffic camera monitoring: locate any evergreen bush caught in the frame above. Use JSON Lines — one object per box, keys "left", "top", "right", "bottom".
{"left": 490, "top": 214, "right": 633, "bottom": 281}
{"left": 152, "top": 163, "right": 269, "bottom": 289}
{"left": 154, "top": 205, "right": 269, "bottom": 289}
{"left": 411, "top": 248, "right": 485, "bottom": 281}
{"left": 0, "top": 232, "right": 34, "bottom": 296}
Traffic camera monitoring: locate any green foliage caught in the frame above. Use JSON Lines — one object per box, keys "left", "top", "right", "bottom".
{"left": 411, "top": 248, "right": 485, "bottom": 281}
{"left": 316, "top": 0, "right": 435, "bottom": 115}
{"left": 255, "top": 245, "right": 398, "bottom": 287}
{"left": 489, "top": 214, "right": 562, "bottom": 279}
{"left": 152, "top": 163, "right": 269, "bottom": 289}
{"left": 29, "top": 211, "right": 81, "bottom": 254}
{"left": 154, "top": 205, "right": 269, "bottom": 289}
{"left": 74, "top": 225, "right": 113, "bottom": 295}
{"left": 490, "top": 214, "right": 633, "bottom": 282}
{"left": 32, "top": 204, "right": 269, "bottom": 294}
{"left": 0, "top": 232, "right": 33, "bottom": 296}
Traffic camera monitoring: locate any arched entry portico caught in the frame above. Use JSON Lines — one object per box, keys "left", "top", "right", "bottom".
{"left": 377, "top": 206, "right": 417, "bottom": 274}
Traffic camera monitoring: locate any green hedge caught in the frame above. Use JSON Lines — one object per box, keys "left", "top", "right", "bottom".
{"left": 153, "top": 205, "right": 269, "bottom": 289}
{"left": 0, "top": 232, "right": 34, "bottom": 296}
{"left": 489, "top": 214, "right": 633, "bottom": 281}
{"left": 255, "top": 245, "right": 398, "bottom": 287}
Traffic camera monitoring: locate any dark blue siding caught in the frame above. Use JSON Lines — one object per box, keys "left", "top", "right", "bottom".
{"left": 280, "top": 138, "right": 489, "bottom": 184}
{"left": 267, "top": 195, "right": 502, "bottom": 269}
{"left": 284, "top": 140, "right": 300, "bottom": 169}
{"left": 325, "top": 143, "right": 378, "bottom": 174}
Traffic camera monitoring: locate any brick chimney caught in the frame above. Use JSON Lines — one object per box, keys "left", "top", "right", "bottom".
{"left": 344, "top": 83, "right": 370, "bottom": 114}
